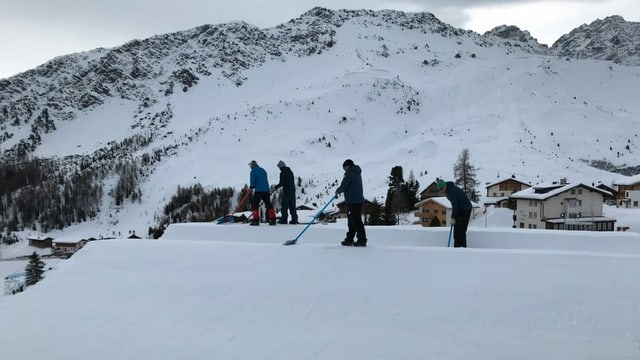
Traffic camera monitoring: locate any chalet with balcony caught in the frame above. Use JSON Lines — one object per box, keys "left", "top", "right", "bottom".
{"left": 415, "top": 180, "right": 446, "bottom": 227}
{"left": 417, "top": 180, "right": 446, "bottom": 201}
{"left": 53, "top": 238, "right": 89, "bottom": 257}
{"left": 484, "top": 177, "right": 531, "bottom": 209}
{"left": 414, "top": 197, "right": 451, "bottom": 227}
{"left": 27, "top": 236, "right": 53, "bottom": 249}
{"left": 613, "top": 174, "right": 640, "bottom": 208}
{"left": 594, "top": 183, "right": 618, "bottom": 204}
{"left": 510, "top": 179, "right": 615, "bottom": 231}
{"left": 414, "top": 180, "right": 479, "bottom": 227}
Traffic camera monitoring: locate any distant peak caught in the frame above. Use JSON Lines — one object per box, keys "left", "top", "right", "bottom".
{"left": 551, "top": 14, "right": 640, "bottom": 66}
{"left": 486, "top": 25, "right": 537, "bottom": 43}
{"left": 484, "top": 25, "right": 548, "bottom": 51}
{"left": 602, "top": 15, "right": 626, "bottom": 22}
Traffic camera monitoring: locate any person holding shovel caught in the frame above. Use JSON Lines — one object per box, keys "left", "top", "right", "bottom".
{"left": 336, "top": 159, "right": 367, "bottom": 247}
{"left": 436, "top": 178, "right": 472, "bottom": 247}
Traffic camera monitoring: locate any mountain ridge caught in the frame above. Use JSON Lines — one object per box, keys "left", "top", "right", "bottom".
{"left": 0, "top": 8, "right": 638, "bottom": 237}
{"left": 551, "top": 15, "right": 640, "bottom": 66}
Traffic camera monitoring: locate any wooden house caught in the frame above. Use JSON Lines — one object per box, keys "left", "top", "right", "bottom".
{"left": 53, "top": 238, "right": 89, "bottom": 257}
{"left": 414, "top": 180, "right": 479, "bottom": 227}
{"left": 27, "top": 236, "right": 53, "bottom": 249}
{"left": 414, "top": 197, "right": 451, "bottom": 227}
{"left": 594, "top": 183, "right": 618, "bottom": 204}
{"left": 484, "top": 177, "right": 531, "bottom": 209}
{"left": 613, "top": 174, "right": 640, "bottom": 208}
{"left": 417, "top": 180, "right": 446, "bottom": 201}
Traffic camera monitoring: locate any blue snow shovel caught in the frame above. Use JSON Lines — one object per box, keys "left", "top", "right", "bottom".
{"left": 283, "top": 194, "right": 337, "bottom": 246}
{"left": 447, "top": 223, "right": 453, "bottom": 247}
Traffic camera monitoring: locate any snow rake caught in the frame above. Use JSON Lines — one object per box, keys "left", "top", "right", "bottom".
{"left": 283, "top": 194, "right": 337, "bottom": 246}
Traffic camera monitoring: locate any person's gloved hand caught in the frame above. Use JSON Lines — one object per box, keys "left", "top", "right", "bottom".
{"left": 450, "top": 218, "right": 456, "bottom": 225}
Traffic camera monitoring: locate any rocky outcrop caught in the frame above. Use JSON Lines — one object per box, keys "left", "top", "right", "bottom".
{"left": 551, "top": 15, "right": 640, "bottom": 65}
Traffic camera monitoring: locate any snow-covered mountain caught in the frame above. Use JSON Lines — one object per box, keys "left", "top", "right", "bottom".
{"left": 484, "top": 25, "right": 549, "bottom": 54}
{"left": 0, "top": 7, "right": 639, "bottom": 238}
{"left": 551, "top": 15, "right": 640, "bottom": 66}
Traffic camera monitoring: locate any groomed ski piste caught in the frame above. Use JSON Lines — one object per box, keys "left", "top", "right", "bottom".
{"left": 1, "top": 220, "right": 640, "bottom": 359}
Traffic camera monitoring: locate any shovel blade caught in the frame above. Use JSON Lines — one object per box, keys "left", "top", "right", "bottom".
{"left": 283, "top": 239, "right": 297, "bottom": 246}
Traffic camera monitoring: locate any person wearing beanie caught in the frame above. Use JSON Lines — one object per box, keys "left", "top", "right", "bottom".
{"left": 436, "top": 178, "right": 472, "bottom": 247}
{"left": 248, "top": 160, "right": 276, "bottom": 225}
{"left": 335, "top": 159, "right": 367, "bottom": 247}
{"left": 274, "top": 160, "right": 298, "bottom": 224}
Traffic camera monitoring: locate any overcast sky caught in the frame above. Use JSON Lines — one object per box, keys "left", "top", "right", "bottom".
{"left": 0, "top": 0, "right": 638, "bottom": 79}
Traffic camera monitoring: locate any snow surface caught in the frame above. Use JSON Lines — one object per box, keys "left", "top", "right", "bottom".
{"left": 1, "top": 214, "right": 640, "bottom": 359}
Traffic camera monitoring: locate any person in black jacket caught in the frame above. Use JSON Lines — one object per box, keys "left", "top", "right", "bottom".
{"left": 336, "top": 159, "right": 367, "bottom": 247}
{"left": 437, "top": 178, "right": 472, "bottom": 247}
{"left": 274, "top": 160, "right": 298, "bottom": 224}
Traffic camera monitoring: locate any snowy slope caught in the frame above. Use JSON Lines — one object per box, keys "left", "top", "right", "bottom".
{"left": 0, "top": 8, "right": 638, "bottom": 239}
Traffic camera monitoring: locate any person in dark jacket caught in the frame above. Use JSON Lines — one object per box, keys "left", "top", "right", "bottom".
{"left": 437, "top": 179, "right": 472, "bottom": 247}
{"left": 274, "top": 160, "right": 298, "bottom": 224}
{"left": 248, "top": 160, "right": 276, "bottom": 225}
{"left": 336, "top": 159, "right": 367, "bottom": 247}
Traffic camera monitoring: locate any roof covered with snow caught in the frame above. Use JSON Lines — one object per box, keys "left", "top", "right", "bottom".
{"left": 415, "top": 196, "right": 451, "bottom": 208}
{"left": 485, "top": 177, "right": 531, "bottom": 188}
{"left": 510, "top": 182, "right": 612, "bottom": 200}
{"left": 613, "top": 174, "right": 640, "bottom": 186}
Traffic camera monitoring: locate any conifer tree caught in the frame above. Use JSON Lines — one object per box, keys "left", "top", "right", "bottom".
{"left": 381, "top": 205, "right": 397, "bottom": 226}
{"left": 385, "top": 166, "right": 406, "bottom": 222}
{"left": 453, "top": 148, "right": 480, "bottom": 202}
{"left": 385, "top": 166, "right": 420, "bottom": 219}
{"left": 404, "top": 170, "right": 420, "bottom": 209}
{"left": 367, "top": 199, "right": 384, "bottom": 225}
{"left": 25, "top": 251, "right": 46, "bottom": 286}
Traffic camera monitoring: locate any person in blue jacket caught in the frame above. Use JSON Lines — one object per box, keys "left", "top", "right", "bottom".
{"left": 336, "top": 159, "right": 367, "bottom": 247}
{"left": 248, "top": 160, "right": 276, "bottom": 225}
{"left": 437, "top": 178, "right": 472, "bottom": 247}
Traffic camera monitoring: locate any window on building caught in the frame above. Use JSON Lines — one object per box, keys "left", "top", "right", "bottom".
{"left": 568, "top": 199, "right": 579, "bottom": 208}
{"left": 577, "top": 188, "right": 582, "bottom": 195}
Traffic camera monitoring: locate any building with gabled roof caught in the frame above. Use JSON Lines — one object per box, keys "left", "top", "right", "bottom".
{"left": 484, "top": 177, "right": 531, "bottom": 209}
{"left": 510, "top": 179, "right": 615, "bottom": 231}
{"left": 27, "top": 236, "right": 53, "bottom": 249}
{"left": 414, "top": 196, "right": 451, "bottom": 227}
{"left": 53, "top": 238, "right": 89, "bottom": 257}
{"left": 613, "top": 174, "right": 640, "bottom": 208}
